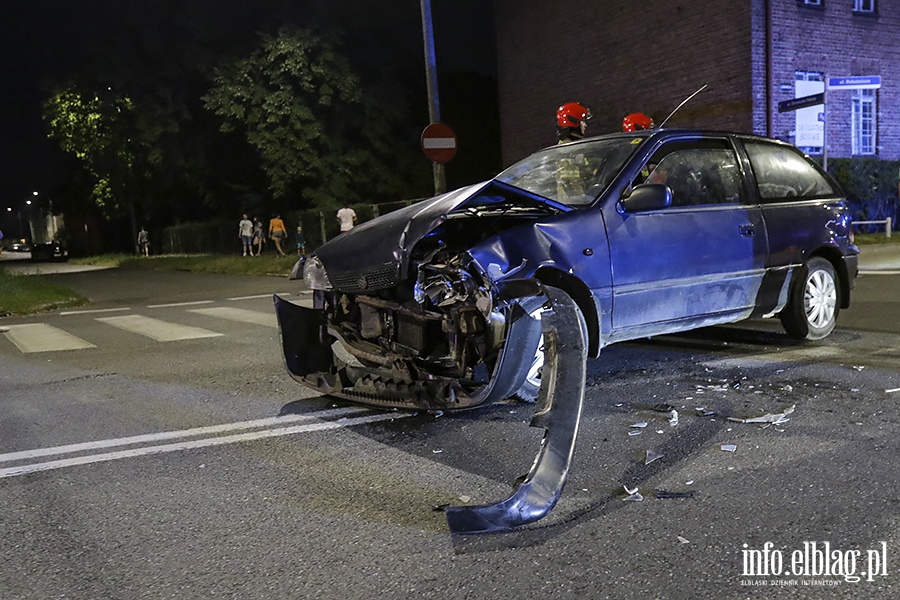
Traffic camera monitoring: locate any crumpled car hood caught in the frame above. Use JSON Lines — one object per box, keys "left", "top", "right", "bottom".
{"left": 315, "top": 180, "right": 569, "bottom": 287}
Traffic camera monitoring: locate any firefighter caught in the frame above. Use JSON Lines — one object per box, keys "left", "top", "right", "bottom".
{"left": 556, "top": 102, "right": 591, "bottom": 144}
{"left": 622, "top": 112, "right": 654, "bottom": 132}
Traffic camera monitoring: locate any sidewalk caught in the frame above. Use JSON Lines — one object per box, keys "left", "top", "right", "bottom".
{"left": 857, "top": 243, "right": 900, "bottom": 272}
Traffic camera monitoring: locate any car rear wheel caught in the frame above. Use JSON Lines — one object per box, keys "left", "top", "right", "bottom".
{"left": 779, "top": 257, "right": 839, "bottom": 340}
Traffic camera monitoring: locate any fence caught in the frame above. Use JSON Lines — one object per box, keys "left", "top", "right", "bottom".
{"left": 852, "top": 217, "right": 892, "bottom": 239}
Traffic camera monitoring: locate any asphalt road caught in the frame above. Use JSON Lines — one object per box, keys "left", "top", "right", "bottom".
{"left": 1, "top": 254, "right": 899, "bottom": 599}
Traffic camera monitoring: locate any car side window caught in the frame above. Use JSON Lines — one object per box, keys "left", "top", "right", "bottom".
{"left": 743, "top": 140, "right": 837, "bottom": 201}
{"left": 639, "top": 142, "right": 742, "bottom": 207}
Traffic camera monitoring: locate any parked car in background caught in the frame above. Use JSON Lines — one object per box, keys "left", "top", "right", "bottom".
{"left": 274, "top": 128, "right": 859, "bottom": 532}
{"left": 30, "top": 240, "right": 68, "bottom": 262}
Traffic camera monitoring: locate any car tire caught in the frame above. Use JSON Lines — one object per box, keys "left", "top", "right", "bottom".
{"left": 779, "top": 257, "right": 839, "bottom": 340}
{"left": 512, "top": 288, "right": 586, "bottom": 402}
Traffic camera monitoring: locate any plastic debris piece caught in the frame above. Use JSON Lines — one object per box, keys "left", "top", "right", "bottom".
{"left": 655, "top": 489, "right": 695, "bottom": 499}
{"left": 720, "top": 444, "right": 737, "bottom": 453}
{"left": 628, "top": 430, "right": 642, "bottom": 436}
{"left": 886, "top": 388, "right": 900, "bottom": 394}
{"left": 622, "top": 485, "right": 643, "bottom": 502}
{"left": 852, "top": 365, "right": 865, "bottom": 371}
{"left": 615, "top": 403, "right": 624, "bottom": 407}
{"left": 685, "top": 480, "right": 694, "bottom": 485}
{"left": 652, "top": 403, "right": 676, "bottom": 413}
{"left": 631, "top": 421, "right": 648, "bottom": 428}
{"left": 695, "top": 407, "right": 717, "bottom": 417}
{"left": 458, "top": 495, "right": 471, "bottom": 503}
{"left": 677, "top": 536, "right": 690, "bottom": 544}
{"left": 656, "top": 430, "right": 664, "bottom": 434}
{"left": 432, "top": 449, "right": 443, "bottom": 454}
{"left": 644, "top": 449, "right": 663, "bottom": 465}
{"left": 668, "top": 410, "right": 679, "bottom": 426}
{"left": 727, "top": 404, "right": 795, "bottom": 425}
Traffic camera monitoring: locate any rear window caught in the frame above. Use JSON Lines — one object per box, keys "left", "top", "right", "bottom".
{"left": 744, "top": 140, "right": 837, "bottom": 201}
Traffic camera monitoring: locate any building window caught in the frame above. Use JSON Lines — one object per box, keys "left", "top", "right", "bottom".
{"left": 794, "top": 71, "right": 824, "bottom": 155}
{"left": 800, "top": 0, "right": 823, "bottom": 7}
{"left": 851, "top": 89, "right": 876, "bottom": 155}
{"left": 853, "top": 0, "right": 875, "bottom": 14}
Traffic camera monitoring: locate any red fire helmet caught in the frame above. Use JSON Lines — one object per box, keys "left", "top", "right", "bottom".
{"left": 556, "top": 102, "right": 592, "bottom": 128}
{"left": 622, "top": 112, "right": 655, "bottom": 132}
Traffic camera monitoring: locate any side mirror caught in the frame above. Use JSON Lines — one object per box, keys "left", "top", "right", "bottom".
{"left": 619, "top": 183, "right": 672, "bottom": 213}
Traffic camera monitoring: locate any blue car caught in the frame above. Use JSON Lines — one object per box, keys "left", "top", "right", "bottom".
{"left": 274, "top": 129, "right": 858, "bottom": 531}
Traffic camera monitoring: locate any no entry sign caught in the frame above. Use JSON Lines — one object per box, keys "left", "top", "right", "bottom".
{"left": 421, "top": 123, "right": 457, "bottom": 164}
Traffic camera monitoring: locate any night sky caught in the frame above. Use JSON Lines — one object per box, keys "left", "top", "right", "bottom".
{"left": 0, "top": 0, "right": 496, "bottom": 232}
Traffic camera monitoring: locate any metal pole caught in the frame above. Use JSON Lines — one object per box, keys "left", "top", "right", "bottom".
{"left": 420, "top": 0, "right": 446, "bottom": 195}
{"left": 822, "top": 83, "right": 828, "bottom": 172}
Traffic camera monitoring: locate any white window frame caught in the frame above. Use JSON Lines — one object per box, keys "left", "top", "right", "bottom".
{"left": 851, "top": 89, "right": 876, "bottom": 155}
{"left": 802, "top": 0, "right": 822, "bottom": 6}
{"left": 853, "top": 0, "right": 875, "bottom": 13}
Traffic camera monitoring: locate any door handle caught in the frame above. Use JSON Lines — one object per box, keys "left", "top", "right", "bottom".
{"left": 739, "top": 224, "right": 755, "bottom": 237}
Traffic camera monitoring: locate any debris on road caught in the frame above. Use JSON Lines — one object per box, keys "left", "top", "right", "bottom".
{"left": 668, "top": 410, "right": 679, "bottom": 427}
{"left": 677, "top": 536, "right": 691, "bottom": 544}
{"left": 886, "top": 388, "right": 900, "bottom": 394}
{"left": 644, "top": 449, "right": 663, "bottom": 465}
{"left": 622, "top": 485, "right": 643, "bottom": 502}
{"left": 654, "top": 489, "right": 695, "bottom": 499}
{"left": 631, "top": 421, "right": 648, "bottom": 429}
{"left": 695, "top": 407, "right": 717, "bottom": 417}
{"left": 720, "top": 444, "right": 737, "bottom": 453}
{"left": 727, "top": 404, "right": 795, "bottom": 426}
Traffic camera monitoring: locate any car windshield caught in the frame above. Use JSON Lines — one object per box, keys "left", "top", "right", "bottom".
{"left": 495, "top": 137, "right": 642, "bottom": 206}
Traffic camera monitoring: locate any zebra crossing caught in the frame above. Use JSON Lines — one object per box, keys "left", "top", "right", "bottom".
{"left": 1, "top": 294, "right": 310, "bottom": 354}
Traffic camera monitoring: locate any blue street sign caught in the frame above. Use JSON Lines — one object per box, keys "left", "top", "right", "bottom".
{"left": 827, "top": 75, "right": 882, "bottom": 90}
{"left": 778, "top": 93, "right": 825, "bottom": 113}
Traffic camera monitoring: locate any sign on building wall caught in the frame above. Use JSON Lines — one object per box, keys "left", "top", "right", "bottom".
{"left": 795, "top": 80, "right": 824, "bottom": 147}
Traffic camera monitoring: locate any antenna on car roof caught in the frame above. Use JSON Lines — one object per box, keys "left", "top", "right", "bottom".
{"left": 656, "top": 83, "right": 708, "bottom": 129}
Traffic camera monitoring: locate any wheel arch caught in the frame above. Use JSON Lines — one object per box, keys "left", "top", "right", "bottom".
{"left": 809, "top": 246, "right": 850, "bottom": 309}
{"left": 533, "top": 267, "right": 601, "bottom": 357}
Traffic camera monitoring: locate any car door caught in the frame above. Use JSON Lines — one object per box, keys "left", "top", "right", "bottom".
{"left": 603, "top": 136, "right": 768, "bottom": 332}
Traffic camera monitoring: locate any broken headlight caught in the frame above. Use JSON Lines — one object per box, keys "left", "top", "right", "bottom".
{"left": 303, "top": 256, "right": 332, "bottom": 291}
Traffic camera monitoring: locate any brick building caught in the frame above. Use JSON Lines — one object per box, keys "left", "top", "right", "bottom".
{"left": 494, "top": 0, "right": 900, "bottom": 166}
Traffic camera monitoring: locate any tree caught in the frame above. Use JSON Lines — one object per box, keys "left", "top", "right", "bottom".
{"left": 203, "top": 26, "right": 427, "bottom": 211}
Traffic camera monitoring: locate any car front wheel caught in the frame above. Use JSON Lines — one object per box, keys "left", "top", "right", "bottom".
{"left": 779, "top": 257, "right": 839, "bottom": 340}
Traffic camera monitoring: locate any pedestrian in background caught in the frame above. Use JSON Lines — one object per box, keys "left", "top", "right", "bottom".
{"left": 268, "top": 214, "right": 287, "bottom": 256}
{"left": 336, "top": 206, "right": 357, "bottom": 233}
{"left": 137, "top": 226, "right": 150, "bottom": 256}
{"left": 252, "top": 217, "right": 265, "bottom": 256}
{"left": 295, "top": 225, "right": 306, "bottom": 257}
{"left": 238, "top": 213, "right": 254, "bottom": 256}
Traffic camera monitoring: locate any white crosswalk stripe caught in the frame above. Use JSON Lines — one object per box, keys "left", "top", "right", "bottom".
{"left": 1, "top": 323, "right": 96, "bottom": 353}
{"left": 189, "top": 306, "right": 278, "bottom": 328}
{"left": 95, "top": 314, "right": 224, "bottom": 342}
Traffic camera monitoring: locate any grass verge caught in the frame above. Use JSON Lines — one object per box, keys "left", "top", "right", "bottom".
{"left": 0, "top": 270, "right": 87, "bottom": 316}
{"left": 73, "top": 253, "right": 300, "bottom": 276}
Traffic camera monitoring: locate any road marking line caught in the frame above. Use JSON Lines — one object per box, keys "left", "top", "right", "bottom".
{"left": 858, "top": 270, "right": 900, "bottom": 275}
{"left": 95, "top": 315, "right": 223, "bottom": 341}
{"left": 147, "top": 300, "right": 215, "bottom": 308}
{"left": 1, "top": 323, "right": 96, "bottom": 353}
{"left": 227, "top": 293, "right": 291, "bottom": 301}
{"left": 0, "top": 407, "right": 368, "bottom": 463}
{"left": 59, "top": 307, "right": 132, "bottom": 316}
{"left": 0, "top": 412, "right": 408, "bottom": 479}
{"left": 189, "top": 306, "right": 278, "bottom": 328}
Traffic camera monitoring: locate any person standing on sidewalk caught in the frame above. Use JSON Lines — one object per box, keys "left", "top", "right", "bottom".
{"left": 336, "top": 206, "right": 357, "bottom": 233}
{"left": 268, "top": 214, "right": 288, "bottom": 256}
{"left": 238, "top": 214, "right": 254, "bottom": 256}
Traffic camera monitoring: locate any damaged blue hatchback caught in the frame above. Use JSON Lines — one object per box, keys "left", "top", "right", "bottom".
{"left": 274, "top": 129, "right": 858, "bottom": 532}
